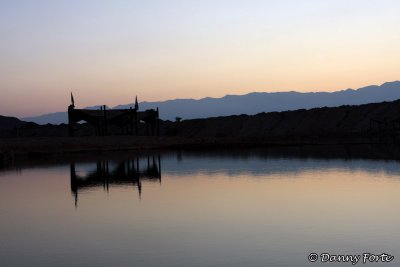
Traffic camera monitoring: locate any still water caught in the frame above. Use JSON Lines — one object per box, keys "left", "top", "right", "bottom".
{"left": 1, "top": 147, "right": 399, "bottom": 266}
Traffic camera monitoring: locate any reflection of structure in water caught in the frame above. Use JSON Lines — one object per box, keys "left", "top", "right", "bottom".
{"left": 70, "top": 155, "right": 161, "bottom": 207}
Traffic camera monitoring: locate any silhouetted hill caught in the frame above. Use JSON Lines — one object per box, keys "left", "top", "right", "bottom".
{"left": 21, "top": 81, "right": 400, "bottom": 124}
{"left": 0, "top": 115, "right": 27, "bottom": 131}
{"left": 0, "top": 115, "right": 67, "bottom": 138}
{"left": 164, "top": 100, "right": 400, "bottom": 140}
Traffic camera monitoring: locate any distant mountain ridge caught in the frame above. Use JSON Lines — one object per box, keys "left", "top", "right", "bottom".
{"left": 22, "top": 81, "right": 400, "bottom": 125}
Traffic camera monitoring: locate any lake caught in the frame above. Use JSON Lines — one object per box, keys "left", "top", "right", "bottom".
{"left": 0, "top": 146, "right": 399, "bottom": 266}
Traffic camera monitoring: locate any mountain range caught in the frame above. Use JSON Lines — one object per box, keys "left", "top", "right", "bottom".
{"left": 22, "top": 81, "right": 400, "bottom": 125}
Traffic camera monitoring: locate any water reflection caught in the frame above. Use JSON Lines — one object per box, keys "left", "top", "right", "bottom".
{"left": 70, "top": 155, "right": 161, "bottom": 207}
{"left": 1, "top": 147, "right": 400, "bottom": 267}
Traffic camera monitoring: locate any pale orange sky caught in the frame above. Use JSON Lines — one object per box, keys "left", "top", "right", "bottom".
{"left": 1, "top": 0, "right": 399, "bottom": 117}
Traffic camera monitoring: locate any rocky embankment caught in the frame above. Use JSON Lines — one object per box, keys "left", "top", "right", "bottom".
{"left": 164, "top": 100, "right": 400, "bottom": 140}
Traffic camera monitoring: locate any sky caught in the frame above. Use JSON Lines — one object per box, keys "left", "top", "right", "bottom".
{"left": 1, "top": 0, "right": 400, "bottom": 117}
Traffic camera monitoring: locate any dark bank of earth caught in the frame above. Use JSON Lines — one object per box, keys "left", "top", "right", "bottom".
{"left": 1, "top": 100, "right": 400, "bottom": 160}
{"left": 170, "top": 100, "right": 400, "bottom": 139}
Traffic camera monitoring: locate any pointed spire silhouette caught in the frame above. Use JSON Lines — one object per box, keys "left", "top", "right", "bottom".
{"left": 71, "top": 92, "right": 75, "bottom": 107}
{"left": 134, "top": 95, "right": 139, "bottom": 111}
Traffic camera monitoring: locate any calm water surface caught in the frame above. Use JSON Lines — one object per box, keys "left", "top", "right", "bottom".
{"left": 1, "top": 148, "right": 399, "bottom": 266}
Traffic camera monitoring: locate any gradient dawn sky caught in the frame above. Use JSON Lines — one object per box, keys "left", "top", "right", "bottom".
{"left": 1, "top": 0, "right": 400, "bottom": 117}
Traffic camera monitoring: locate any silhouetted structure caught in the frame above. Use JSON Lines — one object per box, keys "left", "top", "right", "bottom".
{"left": 70, "top": 155, "right": 161, "bottom": 207}
{"left": 68, "top": 93, "right": 160, "bottom": 136}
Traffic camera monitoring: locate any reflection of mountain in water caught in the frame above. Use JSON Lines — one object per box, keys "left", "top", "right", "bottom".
{"left": 70, "top": 155, "right": 161, "bottom": 207}
{"left": 162, "top": 145, "right": 400, "bottom": 177}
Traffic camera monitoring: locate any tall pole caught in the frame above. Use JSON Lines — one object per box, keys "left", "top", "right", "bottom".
{"left": 156, "top": 107, "right": 160, "bottom": 136}
{"left": 68, "top": 92, "right": 75, "bottom": 137}
{"left": 68, "top": 107, "right": 74, "bottom": 137}
{"left": 103, "top": 105, "right": 108, "bottom": 136}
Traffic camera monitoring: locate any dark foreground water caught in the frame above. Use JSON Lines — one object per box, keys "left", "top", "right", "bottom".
{"left": 1, "top": 147, "right": 399, "bottom": 267}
